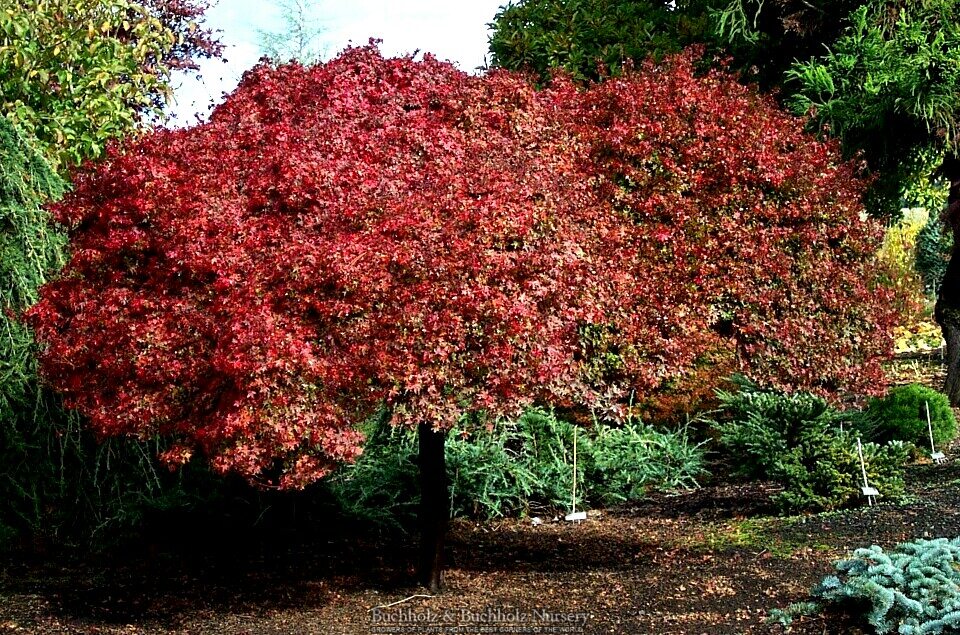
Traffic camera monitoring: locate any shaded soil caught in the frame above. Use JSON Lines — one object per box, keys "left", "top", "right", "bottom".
{"left": 1, "top": 358, "right": 958, "bottom": 635}
{"left": 2, "top": 462, "right": 960, "bottom": 635}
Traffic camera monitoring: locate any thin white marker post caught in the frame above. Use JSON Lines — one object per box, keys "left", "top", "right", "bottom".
{"left": 565, "top": 428, "right": 586, "bottom": 522}
{"left": 572, "top": 429, "right": 577, "bottom": 511}
{"left": 857, "top": 436, "right": 878, "bottom": 506}
{"left": 927, "top": 401, "right": 946, "bottom": 463}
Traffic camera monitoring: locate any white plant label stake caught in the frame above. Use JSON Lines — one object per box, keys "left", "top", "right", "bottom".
{"left": 927, "top": 400, "right": 947, "bottom": 463}
{"left": 857, "top": 436, "right": 879, "bottom": 505}
{"left": 565, "top": 428, "right": 586, "bottom": 522}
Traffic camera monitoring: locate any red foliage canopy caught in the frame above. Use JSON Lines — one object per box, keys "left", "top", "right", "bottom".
{"left": 29, "top": 46, "right": 899, "bottom": 487}
{"left": 572, "top": 55, "right": 901, "bottom": 411}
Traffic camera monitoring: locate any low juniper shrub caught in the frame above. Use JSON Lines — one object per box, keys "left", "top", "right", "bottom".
{"left": 587, "top": 418, "right": 706, "bottom": 506}
{"left": 328, "top": 408, "right": 707, "bottom": 524}
{"left": 509, "top": 408, "right": 588, "bottom": 513}
{"left": 446, "top": 421, "right": 539, "bottom": 519}
{"left": 714, "top": 376, "right": 909, "bottom": 512}
{"left": 448, "top": 410, "right": 706, "bottom": 517}
{"left": 324, "top": 412, "right": 421, "bottom": 531}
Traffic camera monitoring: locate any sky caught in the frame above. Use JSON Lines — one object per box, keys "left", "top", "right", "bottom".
{"left": 168, "top": 0, "right": 507, "bottom": 125}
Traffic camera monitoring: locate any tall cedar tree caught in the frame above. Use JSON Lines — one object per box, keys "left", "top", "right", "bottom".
{"left": 28, "top": 47, "right": 898, "bottom": 589}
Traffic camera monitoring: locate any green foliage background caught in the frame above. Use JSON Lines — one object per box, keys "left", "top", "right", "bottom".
{"left": 488, "top": 0, "right": 716, "bottom": 83}
{"left": 0, "top": 116, "right": 65, "bottom": 543}
{"left": 0, "top": 0, "right": 176, "bottom": 167}
{"left": 0, "top": 116, "right": 214, "bottom": 549}
{"left": 787, "top": 0, "right": 960, "bottom": 218}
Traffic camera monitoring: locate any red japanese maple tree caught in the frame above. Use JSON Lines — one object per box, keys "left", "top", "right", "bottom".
{"left": 28, "top": 46, "right": 899, "bottom": 589}
{"left": 566, "top": 52, "right": 903, "bottom": 415}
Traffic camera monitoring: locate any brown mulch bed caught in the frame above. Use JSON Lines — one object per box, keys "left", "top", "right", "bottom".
{"left": 1, "top": 358, "right": 959, "bottom": 635}
{"left": 2, "top": 460, "right": 960, "bottom": 635}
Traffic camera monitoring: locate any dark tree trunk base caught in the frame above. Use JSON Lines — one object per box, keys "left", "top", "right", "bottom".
{"left": 942, "top": 320, "right": 960, "bottom": 405}
{"left": 418, "top": 422, "right": 447, "bottom": 593}
{"left": 937, "top": 158, "right": 960, "bottom": 406}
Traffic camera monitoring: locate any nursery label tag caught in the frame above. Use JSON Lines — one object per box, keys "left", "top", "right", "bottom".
{"left": 862, "top": 486, "right": 879, "bottom": 497}
{"left": 926, "top": 402, "right": 945, "bottom": 463}
{"left": 565, "top": 511, "right": 587, "bottom": 522}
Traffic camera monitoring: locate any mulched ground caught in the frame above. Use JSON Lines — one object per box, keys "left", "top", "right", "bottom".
{"left": 1, "top": 358, "right": 958, "bottom": 635}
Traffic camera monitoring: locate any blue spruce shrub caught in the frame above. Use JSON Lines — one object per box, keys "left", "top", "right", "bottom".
{"left": 810, "top": 538, "right": 960, "bottom": 634}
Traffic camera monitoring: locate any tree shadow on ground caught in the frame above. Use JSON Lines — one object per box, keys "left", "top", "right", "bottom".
{"left": 0, "top": 491, "right": 732, "bottom": 628}
{"left": 3, "top": 461, "right": 960, "bottom": 633}
{"left": 2, "top": 521, "right": 414, "bottom": 626}
{"left": 2, "top": 515, "right": 696, "bottom": 626}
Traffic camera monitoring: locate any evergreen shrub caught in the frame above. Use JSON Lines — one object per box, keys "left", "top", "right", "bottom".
{"left": 328, "top": 409, "right": 706, "bottom": 523}
{"left": 714, "top": 377, "right": 909, "bottom": 512}
{"left": 866, "top": 384, "right": 956, "bottom": 454}
{"left": 915, "top": 211, "right": 952, "bottom": 297}
{"left": 774, "top": 538, "right": 960, "bottom": 634}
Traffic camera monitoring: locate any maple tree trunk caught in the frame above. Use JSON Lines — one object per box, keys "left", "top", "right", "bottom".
{"left": 417, "top": 422, "right": 448, "bottom": 593}
{"left": 935, "top": 158, "right": 960, "bottom": 405}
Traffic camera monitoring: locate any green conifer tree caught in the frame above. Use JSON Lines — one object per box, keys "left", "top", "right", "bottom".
{"left": 0, "top": 118, "right": 67, "bottom": 541}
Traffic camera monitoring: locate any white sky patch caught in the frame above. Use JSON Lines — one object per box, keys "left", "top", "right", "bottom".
{"left": 166, "top": 0, "right": 505, "bottom": 126}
